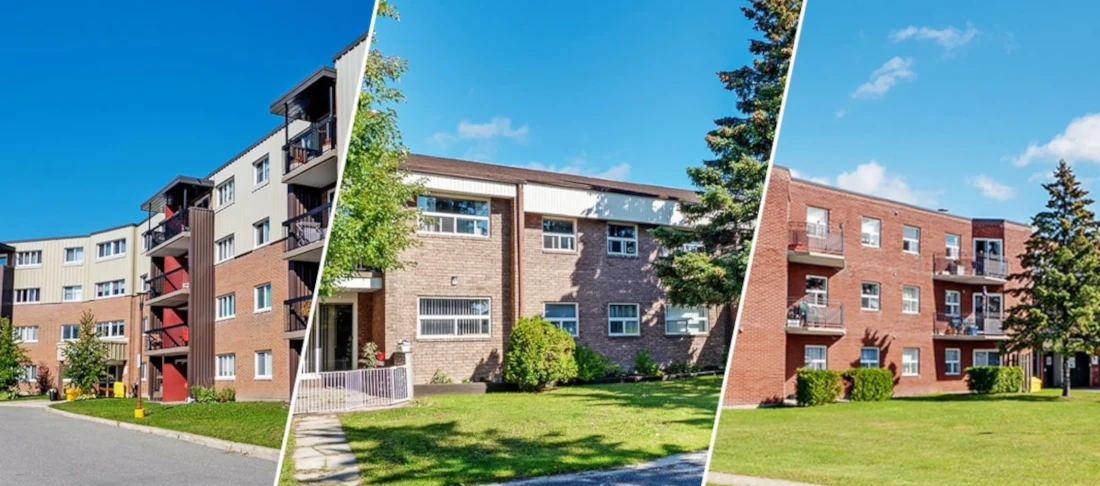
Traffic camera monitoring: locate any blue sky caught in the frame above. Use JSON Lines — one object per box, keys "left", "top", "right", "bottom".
{"left": 0, "top": 0, "right": 375, "bottom": 240}
{"left": 374, "top": 0, "right": 746, "bottom": 189}
{"left": 778, "top": 0, "right": 1100, "bottom": 223}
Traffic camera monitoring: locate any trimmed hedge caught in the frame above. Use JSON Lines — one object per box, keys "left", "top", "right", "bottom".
{"left": 843, "top": 367, "right": 894, "bottom": 402}
{"left": 796, "top": 368, "right": 842, "bottom": 406}
{"left": 966, "top": 366, "right": 1023, "bottom": 394}
{"left": 503, "top": 316, "right": 578, "bottom": 391}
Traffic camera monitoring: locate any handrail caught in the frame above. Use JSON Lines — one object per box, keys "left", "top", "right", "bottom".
{"left": 146, "top": 267, "right": 189, "bottom": 298}
{"left": 284, "top": 116, "right": 336, "bottom": 173}
{"left": 283, "top": 203, "right": 332, "bottom": 252}
{"left": 145, "top": 323, "right": 188, "bottom": 350}
{"left": 933, "top": 312, "right": 1005, "bottom": 336}
{"left": 143, "top": 208, "right": 189, "bottom": 250}
{"left": 285, "top": 295, "right": 313, "bottom": 332}
{"left": 788, "top": 221, "right": 844, "bottom": 256}
{"left": 932, "top": 253, "right": 1008, "bottom": 279}
{"left": 786, "top": 296, "right": 844, "bottom": 330}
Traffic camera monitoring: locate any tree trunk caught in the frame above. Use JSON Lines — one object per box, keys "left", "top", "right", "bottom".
{"left": 1062, "top": 354, "right": 1071, "bottom": 397}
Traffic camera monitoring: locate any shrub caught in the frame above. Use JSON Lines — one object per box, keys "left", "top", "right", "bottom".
{"left": 574, "top": 343, "right": 611, "bottom": 382}
{"left": 796, "top": 368, "right": 842, "bottom": 406}
{"left": 359, "top": 341, "right": 381, "bottom": 369}
{"left": 430, "top": 369, "right": 452, "bottom": 385}
{"left": 35, "top": 362, "right": 53, "bottom": 395}
{"left": 190, "top": 385, "right": 218, "bottom": 403}
{"left": 633, "top": 349, "right": 662, "bottom": 377}
{"left": 843, "top": 367, "right": 894, "bottom": 402}
{"left": 0, "top": 390, "right": 17, "bottom": 401}
{"left": 966, "top": 366, "right": 1024, "bottom": 394}
{"left": 503, "top": 316, "right": 578, "bottom": 391}
{"left": 665, "top": 360, "right": 702, "bottom": 375}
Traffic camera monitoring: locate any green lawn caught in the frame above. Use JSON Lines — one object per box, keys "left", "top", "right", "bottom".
{"left": 52, "top": 398, "right": 288, "bottom": 449}
{"left": 711, "top": 390, "right": 1100, "bottom": 486}
{"left": 339, "top": 376, "right": 722, "bottom": 486}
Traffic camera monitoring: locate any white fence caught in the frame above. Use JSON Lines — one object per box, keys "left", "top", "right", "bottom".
{"left": 294, "top": 365, "right": 411, "bottom": 414}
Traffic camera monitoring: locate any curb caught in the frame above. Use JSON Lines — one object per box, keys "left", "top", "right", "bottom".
{"left": 43, "top": 406, "right": 280, "bottom": 462}
{"left": 707, "top": 472, "right": 823, "bottom": 486}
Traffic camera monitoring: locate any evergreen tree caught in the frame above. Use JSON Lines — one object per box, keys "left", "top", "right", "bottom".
{"left": 1004, "top": 160, "right": 1100, "bottom": 397}
{"left": 62, "top": 310, "right": 109, "bottom": 396}
{"left": 0, "top": 317, "right": 31, "bottom": 397}
{"left": 652, "top": 1, "right": 802, "bottom": 311}
{"left": 319, "top": 0, "right": 423, "bottom": 299}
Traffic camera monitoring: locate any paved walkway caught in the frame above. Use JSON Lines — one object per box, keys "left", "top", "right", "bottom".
{"left": 293, "top": 414, "right": 360, "bottom": 484}
{"left": 489, "top": 451, "right": 707, "bottom": 486}
{"left": 707, "top": 472, "right": 823, "bottom": 486}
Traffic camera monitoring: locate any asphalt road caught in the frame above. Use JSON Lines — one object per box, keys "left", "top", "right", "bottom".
{"left": 494, "top": 451, "right": 707, "bottom": 486}
{"left": 0, "top": 403, "right": 277, "bottom": 486}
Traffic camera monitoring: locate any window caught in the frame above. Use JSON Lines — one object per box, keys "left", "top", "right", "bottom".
{"left": 63, "top": 286, "right": 82, "bottom": 302}
{"left": 254, "top": 157, "right": 270, "bottom": 185}
{"left": 217, "top": 294, "right": 236, "bottom": 320}
{"left": 64, "top": 247, "right": 84, "bottom": 264}
{"left": 860, "top": 347, "right": 880, "bottom": 368}
{"left": 216, "top": 235, "right": 235, "bottom": 263}
{"left": 806, "top": 207, "right": 830, "bottom": 237}
{"left": 608, "top": 303, "right": 640, "bottom": 336}
{"left": 974, "top": 350, "right": 1001, "bottom": 367}
{"left": 945, "top": 234, "right": 961, "bottom": 259}
{"left": 217, "top": 177, "right": 235, "bottom": 207}
{"left": 96, "top": 239, "right": 126, "bottom": 259}
{"left": 95, "top": 321, "right": 125, "bottom": 339}
{"left": 945, "top": 348, "right": 961, "bottom": 375}
{"left": 607, "top": 223, "right": 638, "bottom": 256}
{"left": 216, "top": 354, "right": 236, "bottom": 380}
{"left": 804, "top": 345, "right": 827, "bottom": 370}
{"left": 544, "top": 303, "right": 579, "bottom": 337}
{"left": 0, "top": 255, "right": 6, "bottom": 266}
{"left": 14, "top": 288, "right": 40, "bottom": 304}
{"left": 665, "top": 305, "right": 708, "bottom": 335}
{"left": 902, "top": 286, "right": 920, "bottom": 314}
{"left": 418, "top": 298, "right": 491, "bottom": 337}
{"left": 20, "top": 365, "right": 37, "bottom": 383}
{"left": 140, "top": 274, "right": 149, "bottom": 293}
{"left": 254, "top": 219, "right": 270, "bottom": 247}
{"left": 861, "top": 217, "right": 881, "bottom": 247}
{"left": 945, "top": 290, "right": 961, "bottom": 316}
{"left": 255, "top": 350, "right": 273, "bottom": 379}
{"left": 95, "top": 280, "right": 125, "bottom": 298}
{"left": 15, "top": 251, "right": 42, "bottom": 267}
{"left": 974, "top": 294, "right": 1004, "bottom": 318}
{"left": 860, "top": 282, "right": 880, "bottom": 311}
{"left": 417, "top": 195, "right": 490, "bottom": 237}
{"left": 255, "top": 283, "right": 272, "bottom": 312}
{"left": 13, "top": 326, "right": 38, "bottom": 343}
{"left": 805, "top": 275, "right": 828, "bottom": 306}
{"left": 902, "top": 225, "right": 920, "bottom": 254}
{"left": 902, "top": 348, "right": 920, "bottom": 376}
{"left": 542, "top": 218, "right": 576, "bottom": 251}
{"left": 61, "top": 325, "right": 79, "bottom": 341}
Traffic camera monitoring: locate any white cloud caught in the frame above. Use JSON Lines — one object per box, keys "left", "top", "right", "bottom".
{"left": 522, "top": 154, "right": 631, "bottom": 181}
{"left": 835, "top": 109, "right": 847, "bottom": 119}
{"left": 835, "top": 161, "right": 937, "bottom": 205}
{"left": 1027, "top": 171, "right": 1053, "bottom": 184}
{"left": 789, "top": 168, "right": 831, "bottom": 185}
{"left": 1011, "top": 113, "right": 1100, "bottom": 166}
{"left": 890, "top": 23, "right": 979, "bottom": 52}
{"left": 456, "top": 117, "right": 529, "bottom": 141}
{"left": 968, "top": 175, "right": 1016, "bottom": 200}
{"left": 852, "top": 57, "right": 916, "bottom": 99}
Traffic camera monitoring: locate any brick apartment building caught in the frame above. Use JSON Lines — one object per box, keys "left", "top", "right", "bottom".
{"left": 304, "top": 154, "right": 733, "bottom": 385}
{"left": 1, "top": 31, "right": 371, "bottom": 401}
{"left": 724, "top": 166, "right": 1099, "bottom": 407}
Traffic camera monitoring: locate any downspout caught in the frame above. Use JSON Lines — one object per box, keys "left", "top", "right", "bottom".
{"left": 514, "top": 183, "right": 525, "bottom": 323}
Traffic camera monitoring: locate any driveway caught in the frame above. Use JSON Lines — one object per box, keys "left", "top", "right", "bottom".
{"left": 0, "top": 402, "right": 276, "bottom": 485}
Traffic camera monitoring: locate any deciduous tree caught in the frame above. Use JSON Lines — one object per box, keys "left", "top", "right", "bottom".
{"left": 0, "top": 317, "right": 31, "bottom": 398}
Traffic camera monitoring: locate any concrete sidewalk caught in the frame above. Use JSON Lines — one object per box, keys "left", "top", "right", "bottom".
{"left": 292, "top": 414, "right": 360, "bottom": 485}
{"left": 707, "top": 472, "right": 823, "bottom": 486}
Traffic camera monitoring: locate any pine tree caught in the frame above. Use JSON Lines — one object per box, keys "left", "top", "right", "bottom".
{"left": 62, "top": 310, "right": 110, "bottom": 397}
{"left": 0, "top": 317, "right": 31, "bottom": 398}
{"left": 652, "top": 0, "right": 802, "bottom": 310}
{"left": 1004, "top": 160, "right": 1100, "bottom": 397}
{"left": 319, "top": 0, "right": 423, "bottom": 299}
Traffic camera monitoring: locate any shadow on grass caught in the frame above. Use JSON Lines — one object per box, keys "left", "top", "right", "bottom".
{"left": 553, "top": 376, "right": 722, "bottom": 415}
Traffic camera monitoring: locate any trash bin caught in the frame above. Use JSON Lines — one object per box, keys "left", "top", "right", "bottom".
{"left": 48, "top": 389, "right": 58, "bottom": 401}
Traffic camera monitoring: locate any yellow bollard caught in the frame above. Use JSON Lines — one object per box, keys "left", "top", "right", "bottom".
{"left": 134, "top": 408, "right": 145, "bottom": 418}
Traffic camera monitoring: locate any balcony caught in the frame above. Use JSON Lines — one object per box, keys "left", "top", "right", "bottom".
{"left": 283, "top": 203, "right": 331, "bottom": 262}
{"left": 285, "top": 295, "right": 312, "bottom": 336}
{"left": 145, "top": 267, "right": 190, "bottom": 307}
{"left": 785, "top": 297, "right": 845, "bottom": 336}
{"left": 282, "top": 116, "right": 338, "bottom": 188}
{"left": 787, "top": 222, "right": 844, "bottom": 268}
{"left": 144, "top": 208, "right": 190, "bottom": 257}
{"left": 145, "top": 324, "right": 189, "bottom": 356}
{"left": 932, "top": 253, "right": 1009, "bottom": 285}
{"left": 932, "top": 312, "right": 1008, "bottom": 341}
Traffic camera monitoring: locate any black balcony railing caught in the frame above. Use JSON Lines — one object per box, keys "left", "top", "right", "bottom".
{"left": 284, "top": 203, "right": 332, "bottom": 253}
{"left": 145, "top": 323, "right": 188, "bottom": 351}
{"left": 788, "top": 222, "right": 844, "bottom": 256}
{"left": 932, "top": 253, "right": 1008, "bottom": 279}
{"left": 285, "top": 295, "right": 312, "bottom": 333}
{"left": 284, "top": 116, "right": 336, "bottom": 174}
{"left": 933, "top": 312, "right": 1006, "bottom": 336}
{"left": 143, "top": 208, "right": 189, "bottom": 250}
{"left": 146, "top": 267, "right": 189, "bottom": 299}
{"left": 786, "top": 296, "right": 844, "bottom": 331}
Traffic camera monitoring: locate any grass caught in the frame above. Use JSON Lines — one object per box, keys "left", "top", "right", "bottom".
{"left": 9, "top": 394, "right": 49, "bottom": 401}
{"left": 52, "top": 398, "right": 288, "bottom": 449}
{"left": 339, "top": 375, "right": 722, "bottom": 486}
{"left": 711, "top": 389, "right": 1100, "bottom": 486}
{"left": 278, "top": 422, "right": 300, "bottom": 486}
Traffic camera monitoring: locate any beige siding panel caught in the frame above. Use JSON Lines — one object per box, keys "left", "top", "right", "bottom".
{"left": 334, "top": 22, "right": 374, "bottom": 175}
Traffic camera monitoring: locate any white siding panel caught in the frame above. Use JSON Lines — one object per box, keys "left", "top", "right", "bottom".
{"left": 523, "top": 183, "right": 686, "bottom": 227}
{"left": 408, "top": 173, "right": 517, "bottom": 198}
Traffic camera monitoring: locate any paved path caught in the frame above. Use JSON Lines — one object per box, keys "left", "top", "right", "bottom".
{"left": 293, "top": 414, "right": 360, "bottom": 484}
{"left": 489, "top": 451, "right": 707, "bottom": 486}
{"left": 707, "top": 472, "right": 823, "bottom": 486}
{"left": 0, "top": 403, "right": 276, "bottom": 485}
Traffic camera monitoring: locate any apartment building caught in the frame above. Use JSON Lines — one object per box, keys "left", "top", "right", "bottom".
{"left": 723, "top": 166, "right": 1074, "bottom": 406}
{"left": 305, "top": 154, "right": 732, "bottom": 385}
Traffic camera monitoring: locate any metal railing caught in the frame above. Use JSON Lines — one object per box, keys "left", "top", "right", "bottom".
{"left": 932, "top": 253, "right": 1008, "bottom": 279}
{"left": 146, "top": 267, "right": 189, "bottom": 299}
{"left": 284, "top": 116, "right": 336, "bottom": 173}
{"left": 145, "top": 323, "right": 188, "bottom": 351}
{"left": 285, "top": 295, "right": 312, "bottom": 333}
{"left": 786, "top": 296, "right": 844, "bottom": 331}
{"left": 788, "top": 222, "right": 844, "bottom": 256}
{"left": 143, "top": 208, "right": 189, "bottom": 250}
{"left": 933, "top": 312, "right": 1006, "bottom": 336}
{"left": 284, "top": 203, "right": 332, "bottom": 252}
{"left": 294, "top": 365, "right": 410, "bottom": 414}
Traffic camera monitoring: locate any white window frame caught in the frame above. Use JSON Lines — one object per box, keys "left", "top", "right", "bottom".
{"left": 861, "top": 282, "right": 880, "bottom": 311}
{"left": 416, "top": 195, "right": 491, "bottom": 237}
{"left": 254, "top": 283, "right": 273, "bottom": 313}
{"left": 607, "top": 223, "right": 639, "bottom": 257}
{"left": 902, "top": 225, "right": 920, "bottom": 254}
{"left": 860, "top": 346, "right": 880, "bottom": 368}
{"left": 945, "top": 234, "right": 961, "bottom": 259}
{"left": 15, "top": 288, "right": 41, "bottom": 304}
{"left": 254, "top": 350, "right": 273, "bottom": 379}
{"left": 974, "top": 349, "right": 1001, "bottom": 367}
{"left": 216, "top": 294, "right": 236, "bottom": 321}
{"left": 216, "top": 354, "right": 236, "bottom": 380}
{"left": 945, "top": 348, "right": 961, "bottom": 375}
{"left": 15, "top": 251, "right": 42, "bottom": 267}
{"left": 216, "top": 235, "right": 235, "bottom": 263}
{"left": 806, "top": 207, "right": 830, "bottom": 238}
{"left": 804, "top": 345, "right": 827, "bottom": 370}
{"left": 861, "top": 217, "right": 881, "bottom": 248}
{"left": 902, "top": 286, "right": 920, "bottom": 314}
{"left": 63, "top": 285, "right": 82, "bottom": 303}
{"left": 217, "top": 177, "right": 235, "bottom": 208}
{"left": 607, "top": 303, "right": 641, "bottom": 336}
{"left": 61, "top": 324, "right": 79, "bottom": 342}
{"left": 902, "top": 348, "right": 920, "bottom": 376}
{"left": 95, "top": 280, "right": 126, "bottom": 299}
{"left": 63, "top": 247, "right": 84, "bottom": 264}
{"left": 96, "top": 238, "right": 126, "bottom": 260}
{"left": 665, "top": 305, "right": 709, "bottom": 335}
{"left": 543, "top": 302, "right": 579, "bottom": 337}
{"left": 94, "top": 320, "right": 125, "bottom": 339}
{"left": 254, "top": 219, "right": 270, "bottom": 248}
{"left": 973, "top": 238, "right": 1004, "bottom": 259}
{"left": 13, "top": 326, "right": 38, "bottom": 343}
{"left": 416, "top": 297, "right": 492, "bottom": 338}
{"left": 253, "top": 156, "right": 270, "bottom": 186}
{"left": 805, "top": 275, "right": 828, "bottom": 306}
{"left": 945, "top": 290, "right": 961, "bottom": 317}
{"left": 974, "top": 293, "right": 1004, "bottom": 318}
{"left": 542, "top": 217, "right": 577, "bottom": 252}
{"left": 20, "top": 364, "right": 37, "bottom": 383}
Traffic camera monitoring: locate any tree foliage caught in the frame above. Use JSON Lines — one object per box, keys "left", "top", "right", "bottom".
{"left": 0, "top": 317, "right": 31, "bottom": 395}
{"left": 62, "top": 310, "right": 109, "bottom": 395}
{"left": 1003, "top": 160, "right": 1100, "bottom": 397}
{"left": 319, "top": 0, "right": 423, "bottom": 299}
{"left": 651, "top": 0, "right": 802, "bottom": 307}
